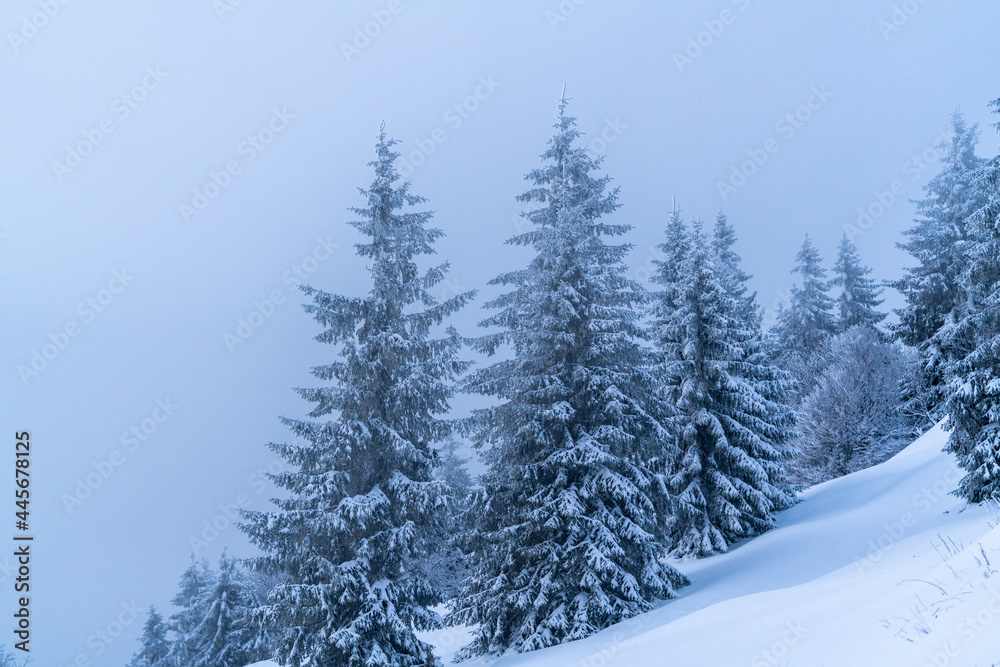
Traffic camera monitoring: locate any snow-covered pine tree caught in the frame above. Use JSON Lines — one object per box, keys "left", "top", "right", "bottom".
{"left": 648, "top": 202, "right": 694, "bottom": 337}
{"left": 647, "top": 203, "right": 693, "bottom": 478}
{"left": 709, "top": 213, "right": 796, "bottom": 487}
{"left": 771, "top": 235, "right": 837, "bottom": 358}
{"left": 239, "top": 126, "right": 473, "bottom": 667}
{"left": 892, "top": 113, "right": 989, "bottom": 422}
{"left": 767, "top": 235, "right": 837, "bottom": 400}
{"left": 186, "top": 554, "right": 261, "bottom": 667}
{"left": 449, "top": 98, "right": 687, "bottom": 657}
{"left": 653, "top": 220, "right": 795, "bottom": 558}
{"left": 127, "top": 607, "right": 171, "bottom": 667}
{"left": 166, "top": 557, "right": 215, "bottom": 666}
{"left": 941, "top": 98, "right": 1000, "bottom": 503}
{"left": 831, "top": 234, "right": 885, "bottom": 332}
{"left": 892, "top": 112, "right": 987, "bottom": 348}
{"left": 711, "top": 210, "right": 758, "bottom": 324}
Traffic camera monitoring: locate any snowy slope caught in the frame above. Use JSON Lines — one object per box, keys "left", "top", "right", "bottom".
{"left": 253, "top": 424, "right": 1000, "bottom": 666}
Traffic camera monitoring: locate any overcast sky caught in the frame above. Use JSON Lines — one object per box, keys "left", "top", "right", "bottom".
{"left": 1, "top": 1, "right": 998, "bottom": 664}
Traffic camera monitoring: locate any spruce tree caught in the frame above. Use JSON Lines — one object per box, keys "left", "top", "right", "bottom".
{"left": 709, "top": 213, "right": 793, "bottom": 475}
{"left": 166, "top": 558, "right": 214, "bottom": 666}
{"left": 653, "top": 221, "right": 795, "bottom": 558}
{"left": 772, "top": 235, "right": 837, "bottom": 358}
{"left": 449, "top": 98, "right": 687, "bottom": 657}
{"left": 648, "top": 204, "right": 693, "bottom": 476}
{"left": 240, "top": 127, "right": 473, "bottom": 666}
{"left": 892, "top": 113, "right": 989, "bottom": 421}
{"left": 941, "top": 98, "right": 1000, "bottom": 503}
{"left": 187, "top": 554, "right": 259, "bottom": 667}
{"left": 767, "top": 236, "right": 837, "bottom": 401}
{"left": 711, "top": 210, "right": 758, "bottom": 324}
{"left": 892, "top": 112, "right": 987, "bottom": 348}
{"left": 651, "top": 203, "right": 694, "bottom": 327}
{"left": 127, "top": 607, "right": 171, "bottom": 667}
{"left": 831, "top": 234, "right": 885, "bottom": 332}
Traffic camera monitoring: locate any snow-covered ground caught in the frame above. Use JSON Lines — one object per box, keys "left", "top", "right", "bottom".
{"left": 254, "top": 423, "right": 1000, "bottom": 666}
